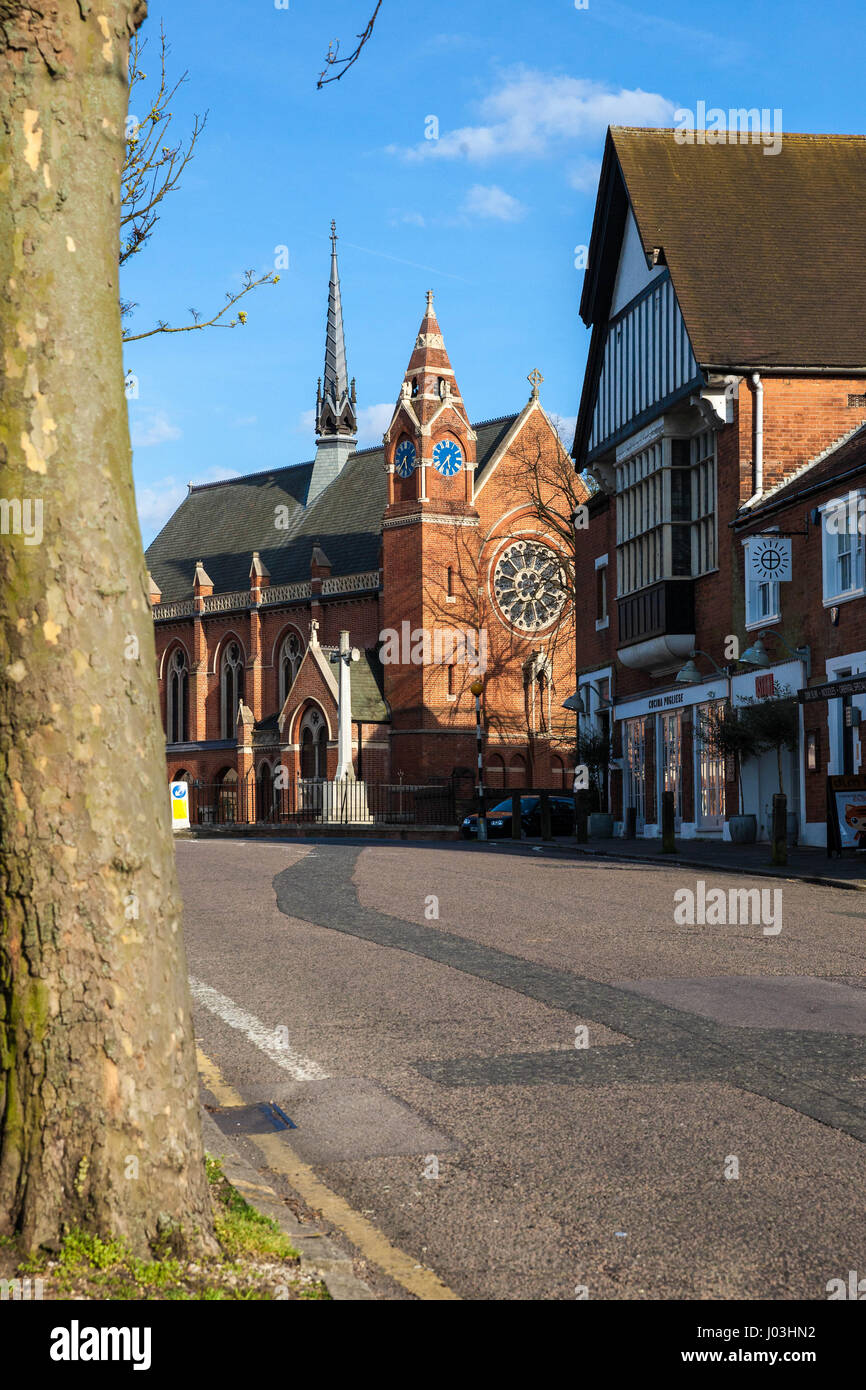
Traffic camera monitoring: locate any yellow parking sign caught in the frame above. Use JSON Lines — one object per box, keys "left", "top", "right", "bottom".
{"left": 170, "top": 781, "right": 190, "bottom": 830}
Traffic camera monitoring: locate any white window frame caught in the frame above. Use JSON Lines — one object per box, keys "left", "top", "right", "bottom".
{"left": 743, "top": 532, "right": 780, "bottom": 630}
{"left": 821, "top": 493, "right": 866, "bottom": 606}
{"left": 594, "top": 554, "right": 609, "bottom": 631}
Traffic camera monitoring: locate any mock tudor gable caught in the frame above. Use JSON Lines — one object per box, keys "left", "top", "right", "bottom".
{"left": 569, "top": 125, "right": 866, "bottom": 850}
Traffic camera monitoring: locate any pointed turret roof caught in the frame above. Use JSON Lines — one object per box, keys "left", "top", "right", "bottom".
{"left": 316, "top": 221, "right": 357, "bottom": 440}
{"left": 398, "top": 290, "right": 468, "bottom": 428}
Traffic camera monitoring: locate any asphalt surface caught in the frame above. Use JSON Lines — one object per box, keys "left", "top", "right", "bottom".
{"left": 179, "top": 836, "right": 866, "bottom": 1300}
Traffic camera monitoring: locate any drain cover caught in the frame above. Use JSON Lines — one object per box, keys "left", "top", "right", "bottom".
{"left": 209, "top": 1101, "right": 296, "bottom": 1136}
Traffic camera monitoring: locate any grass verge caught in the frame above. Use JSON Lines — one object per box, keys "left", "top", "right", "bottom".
{"left": 0, "top": 1154, "right": 331, "bottom": 1301}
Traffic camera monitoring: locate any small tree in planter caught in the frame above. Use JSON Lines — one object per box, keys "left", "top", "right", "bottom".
{"left": 738, "top": 685, "right": 799, "bottom": 852}
{"left": 576, "top": 723, "right": 615, "bottom": 834}
{"left": 696, "top": 701, "right": 760, "bottom": 841}
{"left": 738, "top": 685, "right": 798, "bottom": 796}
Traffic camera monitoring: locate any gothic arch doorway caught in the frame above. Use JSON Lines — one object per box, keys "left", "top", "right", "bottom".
{"left": 299, "top": 707, "right": 328, "bottom": 780}
{"left": 257, "top": 761, "right": 274, "bottom": 822}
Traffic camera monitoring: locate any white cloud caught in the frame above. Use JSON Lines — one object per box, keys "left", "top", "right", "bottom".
{"left": 388, "top": 210, "right": 426, "bottom": 228}
{"left": 135, "top": 477, "right": 188, "bottom": 535}
{"left": 462, "top": 184, "right": 527, "bottom": 222}
{"left": 392, "top": 69, "right": 676, "bottom": 164}
{"left": 357, "top": 403, "right": 395, "bottom": 444}
{"left": 130, "top": 411, "right": 182, "bottom": 448}
{"left": 567, "top": 157, "right": 602, "bottom": 194}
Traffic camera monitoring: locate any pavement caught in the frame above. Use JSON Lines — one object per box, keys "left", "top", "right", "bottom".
{"left": 179, "top": 836, "right": 866, "bottom": 1300}
{"left": 563, "top": 832, "right": 866, "bottom": 890}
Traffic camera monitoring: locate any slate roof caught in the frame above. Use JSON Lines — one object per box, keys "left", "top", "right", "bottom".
{"left": 333, "top": 647, "right": 389, "bottom": 723}
{"left": 583, "top": 128, "right": 866, "bottom": 370}
{"left": 146, "top": 416, "right": 519, "bottom": 602}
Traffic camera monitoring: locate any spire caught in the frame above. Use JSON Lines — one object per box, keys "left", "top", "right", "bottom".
{"left": 309, "top": 221, "right": 358, "bottom": 505}
{"left": 397, "top": 289, "right": 467, "bottom": 427}
{"left": 316, "top": 219, "right": 356, "bottom": 439}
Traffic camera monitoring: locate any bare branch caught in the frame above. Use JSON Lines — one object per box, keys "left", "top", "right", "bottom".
{"left": 122, "top": 269, "right": 277, "bottom": 344}
{"left": 120, "top": 29, "right": 281, "bottom": 342}
{"left": 317, "top": 1, "right": 383, "bottom": 87}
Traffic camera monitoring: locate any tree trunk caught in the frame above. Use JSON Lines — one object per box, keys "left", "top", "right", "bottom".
{"left": 0, "top": 0, "right": 214, "bottom": 1256}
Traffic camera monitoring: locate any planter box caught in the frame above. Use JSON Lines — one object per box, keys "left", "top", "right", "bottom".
{"left": 588, "top": 812, "right": 615, "bottom": 839}
{"left": 728, "top": 814, "right": 757, "bottom": 844}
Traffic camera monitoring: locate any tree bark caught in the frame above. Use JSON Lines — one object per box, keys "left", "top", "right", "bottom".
{"left": 0, "top": 1, "right": 214, "bottom": 1255}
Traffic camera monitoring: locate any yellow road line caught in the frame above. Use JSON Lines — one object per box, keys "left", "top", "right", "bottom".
{"left": 197, "top": 1047, "right": 459, "bottom": 1301}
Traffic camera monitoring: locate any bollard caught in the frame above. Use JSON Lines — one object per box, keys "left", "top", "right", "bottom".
{"left": 661, "top": 789, "right": 676, "bottom": 854}
{"left": 771, "top": 792, "right": 787, "bottom": 866}
{"left": 575, "top": 790, "right": 588, "bottom": 844}
{"left": 540, "top": 790, "right": 553, "bottom": 841}
{"left": 511, "top": 792, "right": 522, "bottom": 840}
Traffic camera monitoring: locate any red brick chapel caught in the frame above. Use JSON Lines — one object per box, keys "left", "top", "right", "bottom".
{"left": 146, "top": 225, "right": 580, "bottom": 818}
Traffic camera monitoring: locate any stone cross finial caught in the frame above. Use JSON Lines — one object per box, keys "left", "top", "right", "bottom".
{"left": 310, "top": 619, "right": 320, "bottom": 647}
{"left": 528, "top": 368, "right": 544, "bottom": 399}
{"left": 426, "top": 289, "right": 434, "bottom": 315}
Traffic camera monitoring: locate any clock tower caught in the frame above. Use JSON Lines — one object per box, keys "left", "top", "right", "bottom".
{"left": 381, "top": 292, "right": 480, "bottom": 776}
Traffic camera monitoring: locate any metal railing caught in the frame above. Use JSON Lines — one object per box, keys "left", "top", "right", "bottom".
{"left": 183, "top": 776, "right": 457, "bottom": 828}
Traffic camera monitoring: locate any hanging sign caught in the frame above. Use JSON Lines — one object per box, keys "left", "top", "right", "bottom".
{"left": 746, "top": 535, "right": 792, "bottom": 582}
{"left": 170, "top": 781, "right": 190, "bottom": 831}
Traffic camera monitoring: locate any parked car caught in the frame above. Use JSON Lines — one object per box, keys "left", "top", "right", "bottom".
{"left": 461, "top": 795, "right": 576, "bottom": 839}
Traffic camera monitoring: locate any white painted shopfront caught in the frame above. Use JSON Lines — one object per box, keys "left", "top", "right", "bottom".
{"left": 730, "top": 659, "right": 804, "bottom": 844}
{"left": 612, "top": 677, "right": 729, "bottom": 839}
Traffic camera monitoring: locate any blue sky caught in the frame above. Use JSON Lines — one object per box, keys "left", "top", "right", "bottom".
{"left": 127, "top": 0, "right": 865, "bottom": 546}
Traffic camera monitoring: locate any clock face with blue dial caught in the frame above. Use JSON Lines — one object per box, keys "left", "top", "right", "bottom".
{"left": 433, "top": 439, "right": 463, "bottom": 477}
{"left": 394, "top": 439, "right": 417, "bottom": 478}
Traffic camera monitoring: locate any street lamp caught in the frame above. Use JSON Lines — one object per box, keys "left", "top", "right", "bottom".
{"left": 675, "top": 650, "right": 730, "bottom": 685}
{"left": 739, "top": 630, "right": 811, "bottom": 677}
{"left": 562, "top": 681, "right": 612, "bottom": 716}
{"left": 470, "top": 676, "right": 487, "bottom": 841}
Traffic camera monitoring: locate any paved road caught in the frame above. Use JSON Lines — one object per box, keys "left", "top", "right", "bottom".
{"left": 179, "top": 837, "right": 866, "bottom": 1300}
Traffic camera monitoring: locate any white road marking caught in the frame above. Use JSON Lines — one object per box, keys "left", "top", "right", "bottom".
{"left": 188, "top": 976, "right": 328, "bottom": 1081}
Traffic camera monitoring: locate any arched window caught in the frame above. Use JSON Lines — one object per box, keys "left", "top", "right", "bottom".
{"left": 508, "top": 753, "right": 527, "bottom": 789}
{"left": 300, "top": 707, "right": 328, "bottom": 780}
{"left": 278, "top": 632, "right": 304, "bottom": 710}
{"left": 487, "top": 754, "right": 505, "bottom": 790}
{"left": 167, "top": 647, "right": 188, "bottom": 744}
{"left": 221, "top": 641, "right": 244, "bottom": 740}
